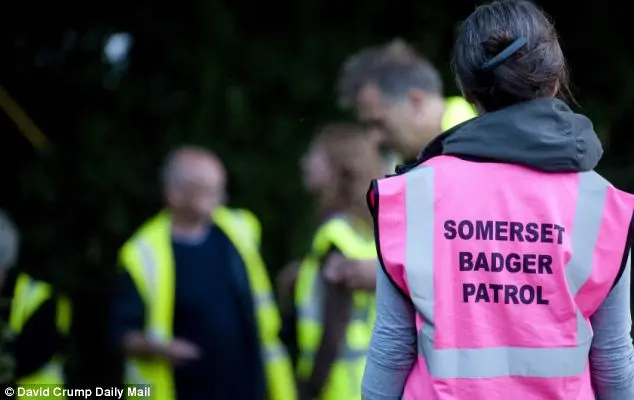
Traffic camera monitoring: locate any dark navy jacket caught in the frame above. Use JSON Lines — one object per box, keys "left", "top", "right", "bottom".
{"left": 110, "top": 225, "right": 265, "bottom": 400}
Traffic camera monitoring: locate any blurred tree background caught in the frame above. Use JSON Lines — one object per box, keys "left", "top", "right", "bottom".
{"left": 1, "top": 0, "right": 633, "bottom": 386}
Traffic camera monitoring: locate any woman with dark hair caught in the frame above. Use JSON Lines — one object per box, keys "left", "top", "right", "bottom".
{"left": 361, "top": 1, "right": 634, "bottom": 399}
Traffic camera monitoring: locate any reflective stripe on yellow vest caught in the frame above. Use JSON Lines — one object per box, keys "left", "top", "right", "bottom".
{"left": 119, "top": 206, "right": 297, "bottom": 400}
{"left": 295, "top": 217, "right": 376, "bottom": 400}
{"left": 441, "top": 96, "right": 477, "bottom": 132}
{"left": 9, "top": 273, "right": 71, "bottom": 399}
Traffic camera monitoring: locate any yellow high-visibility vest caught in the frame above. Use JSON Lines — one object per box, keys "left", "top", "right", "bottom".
{"left": 295, "top": 217, "right": 377, "bottom": 400}
{"left": 119, "top": 206, "right": 296, "bottom": 400}
{"left": 9, "top": 273, "right": 71, "bottom": 399}
{"left": 441, "top": 96, "right": 477, "bottom": 132}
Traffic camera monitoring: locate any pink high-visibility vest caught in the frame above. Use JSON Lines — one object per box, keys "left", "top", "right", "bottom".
{"left": 368, "top": 155, "right": 634, "bottom": 400}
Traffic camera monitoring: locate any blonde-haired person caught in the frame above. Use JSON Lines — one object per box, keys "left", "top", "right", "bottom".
{"left": 288, "top": 124, "right": 383, "bottom": 400}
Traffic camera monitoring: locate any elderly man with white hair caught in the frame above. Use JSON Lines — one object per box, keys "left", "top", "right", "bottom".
{"left": 0, "top": 210, "right": 70, "bottom": 393}
{"left": 111, "top": 145, "right": 296, "bottom": 400}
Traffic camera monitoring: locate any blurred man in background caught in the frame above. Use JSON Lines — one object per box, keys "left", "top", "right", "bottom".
{"left": 111, "top": 146, "right": 296, "bottom": 400}
{"left": 337, "top": 39, "right": 477, "bottom": 165}
{"left": 0, "top": 210, "right": 71, "bottom": 394}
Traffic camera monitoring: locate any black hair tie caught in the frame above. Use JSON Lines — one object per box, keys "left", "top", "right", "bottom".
{"left": 481, "top": 37, "right": 527, "bottom": 71}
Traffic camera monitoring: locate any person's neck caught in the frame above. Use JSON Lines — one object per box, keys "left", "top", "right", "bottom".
{"left": 171, "top": 212, "right": 210, "bottom": 241}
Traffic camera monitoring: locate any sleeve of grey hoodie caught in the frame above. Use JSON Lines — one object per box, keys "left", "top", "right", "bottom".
{"left": 361, "top": 264, "right": 417, "bottom": 400}
{"left": 590, "top": 253, "right": 634, "bottom": 400}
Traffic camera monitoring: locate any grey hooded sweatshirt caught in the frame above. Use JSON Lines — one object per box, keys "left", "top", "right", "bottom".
{"left": 362, "top": 98, "right": 634, "bottom": 400}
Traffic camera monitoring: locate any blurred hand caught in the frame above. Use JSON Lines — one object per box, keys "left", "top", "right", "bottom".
{"left": 337, "top": 260, "right": 377, "bottom": 291}
{"left": 165, "top": 338, "right": 201, "bottom": 365}
{"left": 322, "top": 253, "right": 347, "bottom": 284}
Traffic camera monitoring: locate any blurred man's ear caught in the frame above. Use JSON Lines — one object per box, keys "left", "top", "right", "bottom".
{"left": 407, "top": 88, "right": 426, "bottom": 108}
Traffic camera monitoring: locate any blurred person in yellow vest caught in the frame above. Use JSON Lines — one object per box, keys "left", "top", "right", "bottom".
{"left": 337, "top": 39, "right": 477, "bottom": 167}
{"left": 110, "top": 146, "right": 296, "bottom": 400}
{"left": 289, "top": 124, "right": 383, "bottom": 400}
{"left": 0, "top": 209, "right": 71, "bottom": 398}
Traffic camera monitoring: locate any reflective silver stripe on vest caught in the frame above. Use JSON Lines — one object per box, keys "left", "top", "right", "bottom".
{"left": 404, "top": 167, "right": 607, "bottom": 379}
{"left": 298, "top": 269, "right": 325, "bottom": 321}
{"left": 298, "top": 273, "right": 370, "bottom": 361}
{"left": 125, "top": 362, "right": 149, "bottom": 385}
{"left": 254, "top": 292, "right": 275, "bottom": 308}
{"left": 40, "top": 360, "right": 63, "bottom": 380}
{"left": 263, "top": 341, "right": 289, "bottom": 361}
{"left": 23, "top": 278, "right": 38, "bottom": 302}
{"left": 133, "top": 237, "right": 166, "bottom": 344}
